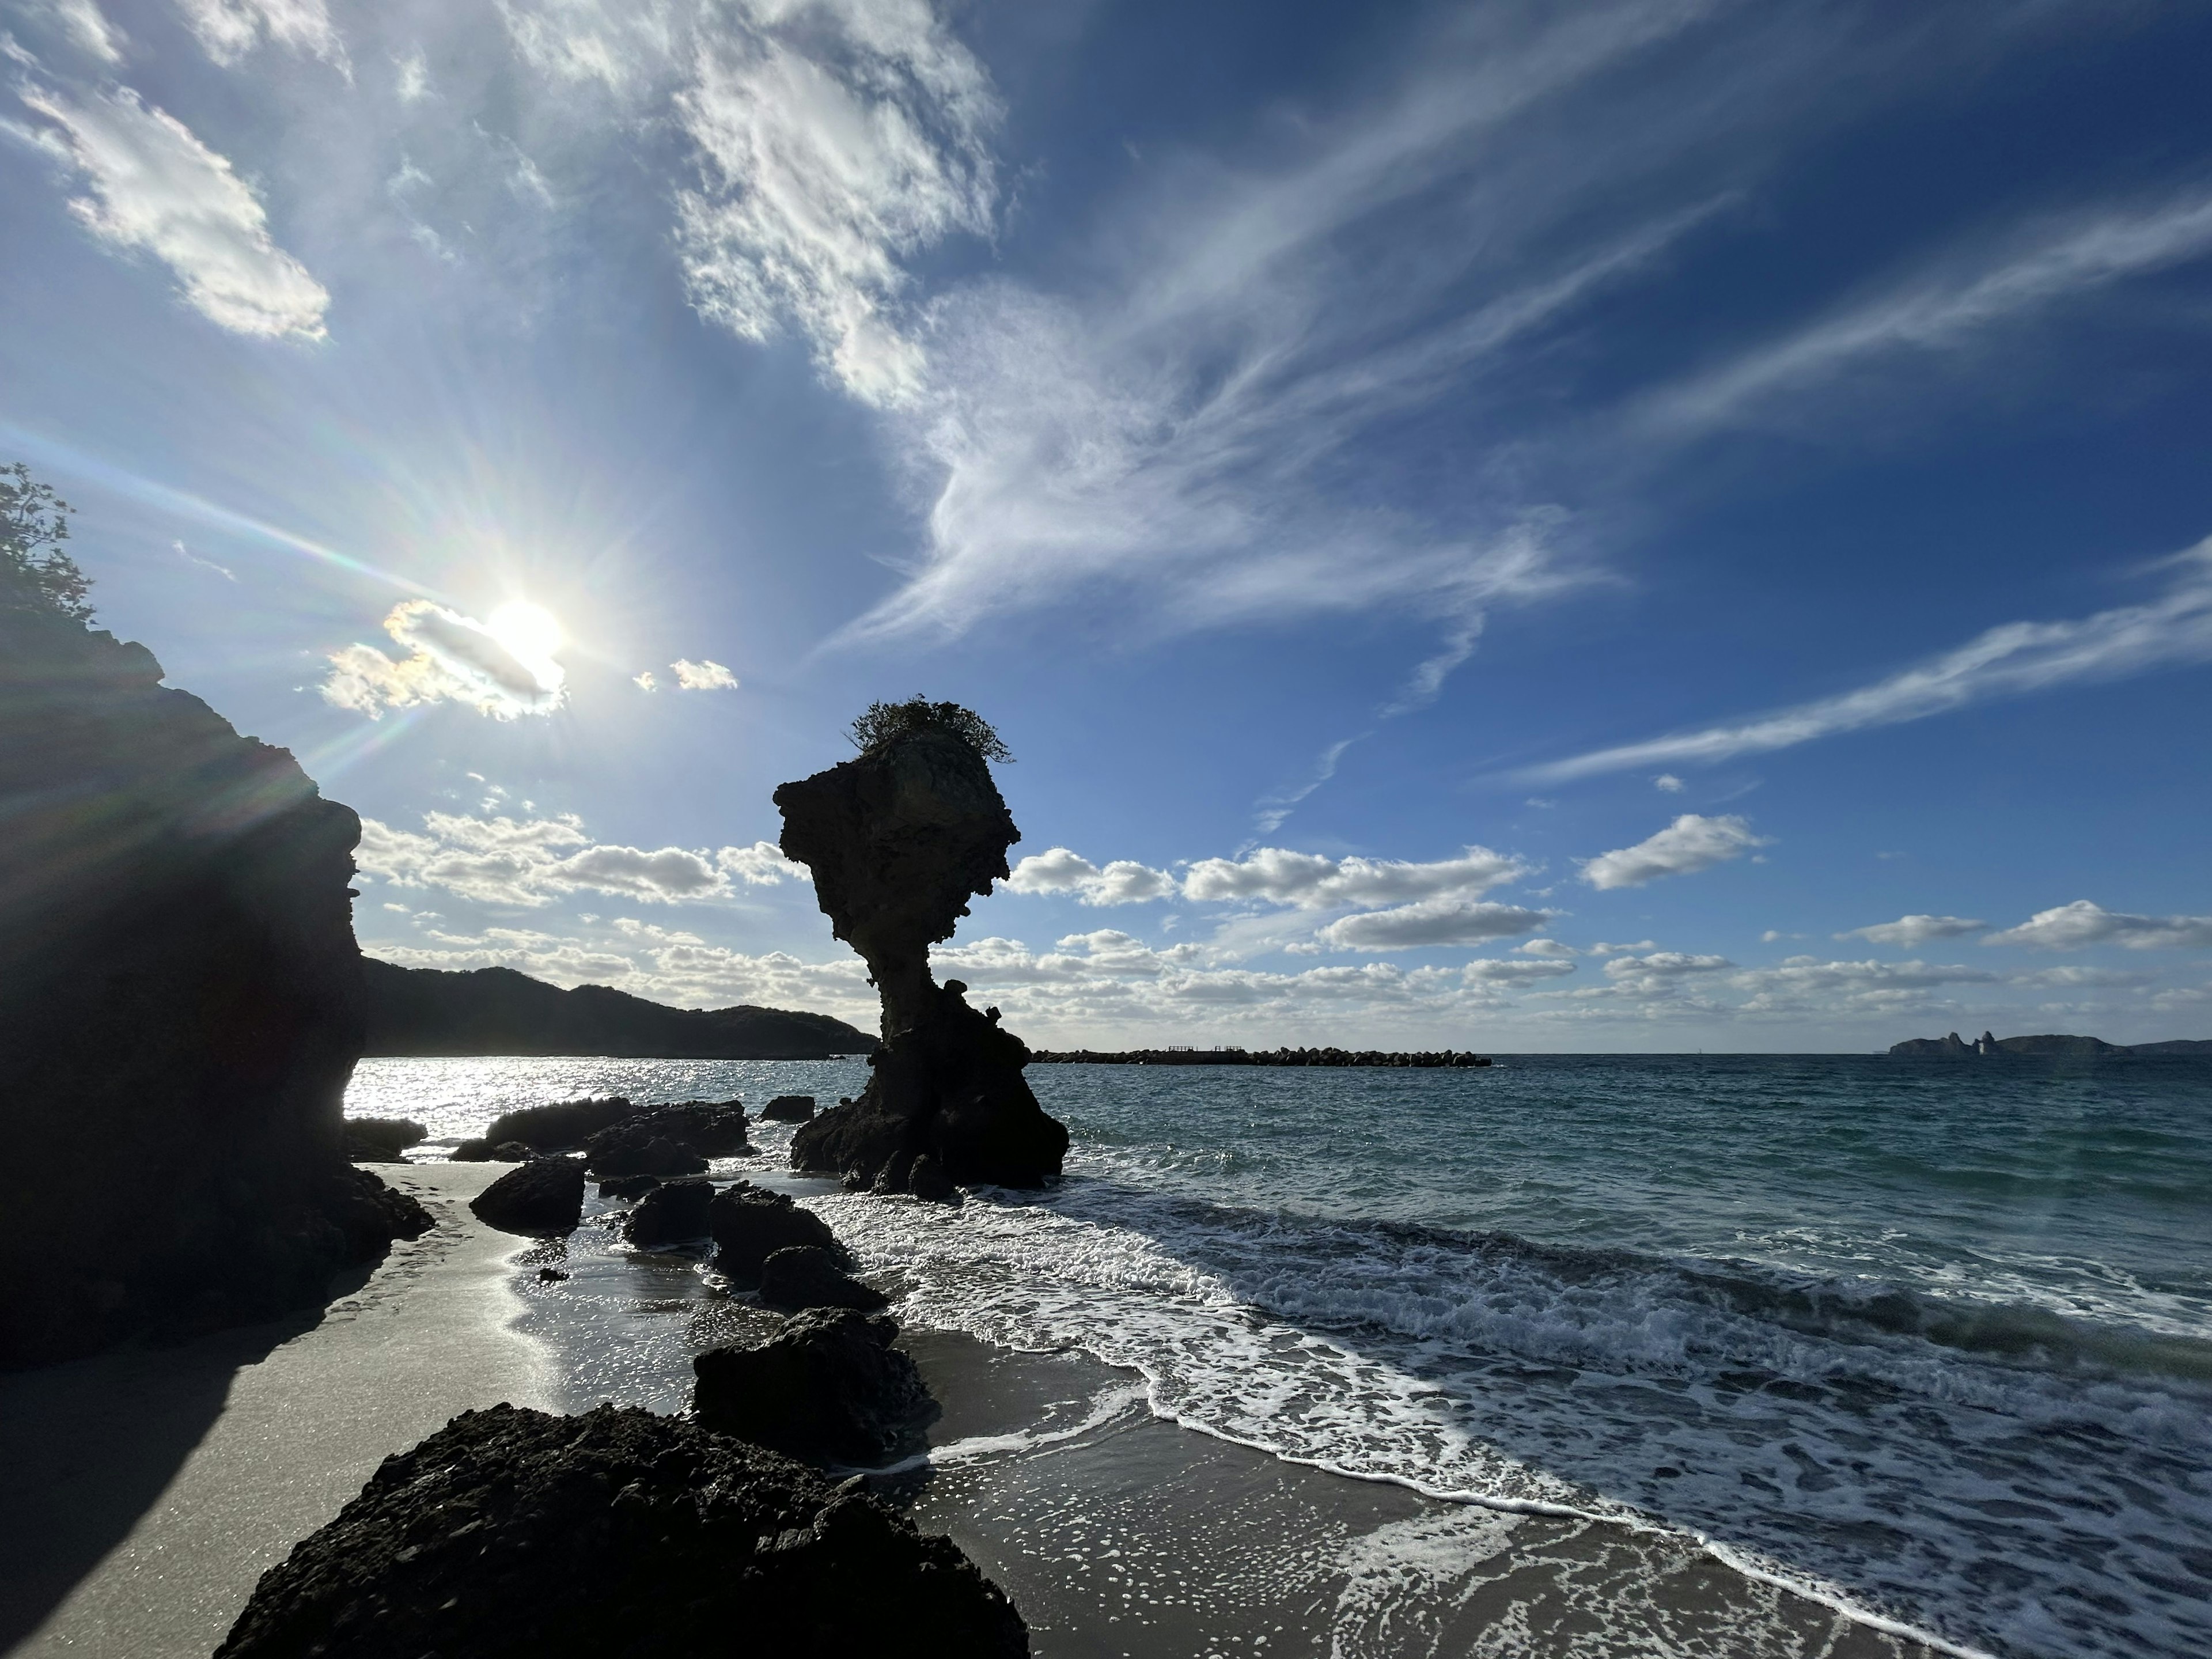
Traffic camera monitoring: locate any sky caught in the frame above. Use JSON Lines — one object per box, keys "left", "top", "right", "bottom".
{"left": 5, "top": 0, "right": 2210, "bottom": 1051}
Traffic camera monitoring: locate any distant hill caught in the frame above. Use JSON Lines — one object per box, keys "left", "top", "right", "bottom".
{"left": 1889, "top": 1031, "right": 2210, "bottom": 1059}
{"left": 361, "top": 960, "right": 875, "bottom": 1059}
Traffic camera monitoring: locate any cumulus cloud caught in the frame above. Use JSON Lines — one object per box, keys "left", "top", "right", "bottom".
{"left": 1983, "top": 900, "right": 2212, "bottom": 951}
{"left": 634, "top": 671, "right": 657, "bottom": 691}
{"left": 177, "top": 0, "right": 346, "bottom": 69}
{"left": 1548, "top": 950, "right": 1733, "bottom": 1004}
{"left": 1529, "top": 540, "right": 2212, "bottom": 783}
{"left": 1317, "top": 900, "right": 1551, "bottom": 952}
{"left": 1463, "top": 957, "right": 1575, "bottom": 984}
{"left": 321, "top": 600, "right": 566, "bottom": 720}
{"left": 1725, "top": 956, "right": 2001, "bottom": 1016}
{"left": 358, "top": 812, "right": 738, "bottom": 907}
{"left": 717, "top": 840, "right": 807, "bottom": 885}
{"left": 673, "top": 0, "right": 999, "bottom": 406}
{"left": 18, "top": 85, "right": 329, "bottom": 339}
{"left": 1005, "top": 848, "right": 1177, "bottom": 907}
{"left": 1578, "top": 815, "right": 1767, "bottom": 889}
{"left": 1838, "top": 914, "right": 1986, "bottom": 948}
{"left": 1517, "top": 938, "right": 1577, "bottom": 959}
{"left": 1183, "top": 846, "right": 1531, "bottom": 910}
{"left": 1654, "top": 773, "right": 1685, "bottom": 792}
{"left": 671, "top": 658, "right": 738, "bottom": 690}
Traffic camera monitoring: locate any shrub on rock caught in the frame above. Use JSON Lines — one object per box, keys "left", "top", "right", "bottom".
{"left": 214, "top": 1402, "right": 1025, "bottom": 1658}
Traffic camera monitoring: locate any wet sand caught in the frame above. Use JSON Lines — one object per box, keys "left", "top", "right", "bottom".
{"left": 0, "top": 1164, "right": 546, "bottom": 1659}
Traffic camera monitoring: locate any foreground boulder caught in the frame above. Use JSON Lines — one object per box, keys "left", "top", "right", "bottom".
{"left": 623, "top": 1177, "right": 715, "bottom": 1247}
{"left": 709, "top": 1180, "right": 842, "bottom": 1283}
{"left": 215, "top": 1403, "right": 1024, "bottom": 1658}
{"left": 0, "top": 603, "right": 429, "bottom": 1366}
{"left": 469, "top": 1158, "right": 584, "bottom": 1236}
{"left": 692, "top": 1309, "right": 931, "bottom": 1467}
{"left": 775, "top": 715, "right": 1069, "bottom": 1192}
{"left": 759, "top": 1244, "right": 889, "bottom": 1312}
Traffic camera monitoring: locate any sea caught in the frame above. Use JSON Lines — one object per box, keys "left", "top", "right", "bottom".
{"left": 345, "top": 1052, "right": 2212, "bottom": 1659}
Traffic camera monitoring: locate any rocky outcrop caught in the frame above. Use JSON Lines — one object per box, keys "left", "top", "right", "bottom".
{"left": 469, "top": 1158, "right": 585, "bottom": 1236}
{"left": 480, "top": 1095, "right": 634, "bottom": 1149}
{"left": 775, "top": 724, "right": 1068, "bottom": 1191}
{"left": 1889, "top": 1031, "right": 2152, "bottom": 1058}
{"left": 762, "top": 1093, "right": 818, "bottom": 1122}
{"left": 692, "top": 1310, "right": 933, "bottom": 1467}
{"left": 342, "top": 1117, "right": 427, "bottom": 1161}
{"left": 759, "top": 1244, "right": 890, "bottom": 1312}
{"left": 360, "top": 958, "right": 876, "bottom": 1058}
{"left": 709, "top": 1181, "right": 843, "bottom": 1284}
{"left": 215, "top": 1402, "right": 1025, "bottom": 1657}
{"left": 622, "top": 1177, "right": 715, "bottom": 1247}
{"left": 0, "top": 608, "right": 428, "bottom": 1367}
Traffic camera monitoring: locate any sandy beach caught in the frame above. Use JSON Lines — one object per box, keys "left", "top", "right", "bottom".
{"left": 0, "top": 1165, "right": 544, "bottom": 1659}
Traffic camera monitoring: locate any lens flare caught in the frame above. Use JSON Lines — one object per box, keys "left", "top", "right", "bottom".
{"left": 487, "top": 601, "right": 565, "bottom": 667}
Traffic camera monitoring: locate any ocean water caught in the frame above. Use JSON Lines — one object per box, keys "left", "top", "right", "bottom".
{"left": 347, "top": 1052, "right": 2212, "bottom": 1659}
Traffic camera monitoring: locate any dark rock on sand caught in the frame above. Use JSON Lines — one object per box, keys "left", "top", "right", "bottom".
{"left": 759, "top": 1244, "right": 890, "bottom": 1312}
{"left": 596, "top": 1172, "right": 661, "bottom": 1200}
{"left": 762, "top": 1093, "right": 818, "bottom": 1122}
{"left": 479, "top": 1094, "right": 632, "bottom": 1150}
{"left": 709, "top": 1180, "right": 842, "bottom": 1285}
{"left": 0, "top": 604, "right": 429, "bottom": 1366}
{"left": 692, "top": 1309, "right": 931, "bottom": 1467}
{"left": 908, "top": 1152, "right": 960, "bottom": 1205}
{"left": 469, "top": 1157, "right": 584, "bottom": 1236}
{"left": 582, "top": 1103, "right": 749, "bottom": 1175}
{"left": 215, "top": 1402, "right": 1024, "bottom": 1659}
{"left": 340, "top": 1117, "right": 426, "bottom": 1162}
{"left": 775, "top": 719, "right": 1068, "bottom": 1192}
{"left": 623, "top": 1177, "right": 715, "bottom": 1248}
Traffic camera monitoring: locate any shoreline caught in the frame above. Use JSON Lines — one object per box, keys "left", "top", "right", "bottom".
{"left": 0, "top": 1165, "right": 546, "bottom": 1659}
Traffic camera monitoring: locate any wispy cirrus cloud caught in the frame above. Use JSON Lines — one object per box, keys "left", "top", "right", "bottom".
{"left": 177, "top": 0, "right": 347, "bottom": 70}
{"left": 16, "top": 84, "right": 329, "bottom": 339}
{"left": 1528, "top": 540, "right": 2212, "bottom": 782}
{"left": 1580, "top": 814, "right": 1767, "bottom": 889}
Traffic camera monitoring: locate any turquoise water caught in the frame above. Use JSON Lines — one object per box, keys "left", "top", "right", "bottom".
{"left": 349, "top": 1052, "right": 2212, "bottom": 1658}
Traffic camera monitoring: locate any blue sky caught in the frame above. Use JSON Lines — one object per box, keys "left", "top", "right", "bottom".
{"left": 5, "top": 0, "right": 2210, "bottom": 1049}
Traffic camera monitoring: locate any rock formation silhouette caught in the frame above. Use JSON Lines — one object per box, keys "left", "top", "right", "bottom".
{"left": 0, "top": 604, "right": 427, "bottom": 1365}
{"left": 774, "top": 706, "right": 1067, "bottom": 1192}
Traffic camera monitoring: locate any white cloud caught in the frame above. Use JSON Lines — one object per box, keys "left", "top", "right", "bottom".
{"left": 1528, "top": 540, "right": 2212, "bottom": 782}
{"left": 358, "top": 812, "right": 740, "bottom": 907}
{"left": 633, "top": 670, "right": 657, "bottom": 691}
{"left": 1462, "top": 957, "right": 1575, "bottom": 984}
{"left": 717, "top": 840, "right": 807, "bottom": 885}
{"left": 673, "top": 0, "right": 999, "bottom": 406}
{"left": 321, "top": 600, "right": 566, "bottom": 720}
{"left": 1006, "top": 848, "right": 1177, "bottom": 907}
{"left": 1838, "top": 914, "right": 1986, "bottom": 948}
{"left": 1579, "top": 815, "right": 1767, "bottom": 890}
{"left": 46, "top": 0, "right": 125, "bottom": 62}
{"left": 1983, "top": 900, "right": 2212, "bottom": 951}
{"left": 670, "top": 657, "right": 740, "bottom": 690}
{"left": 177, "top": 0, "right": 346, "bottom": 69}
{"left": 1647, "top": 193, "right": 2212, "bottom": 435}
{"left": 19, "top": 85, "right": 329, "bottom": 339}
{"left": 2010, "top": 966, "right": 2150, "bottom": 989}
{"left": 1517, "top": 938, "right": 1577, "bottom": 959}
{"left": 1183, "top": 845, "right": 1531, "bottom": 911}
{"left": 1318, "top": 900, "right": 1551, "bottom": 952}
{"left": 1654, "top": 773, "right": 1685, "bottom": 792}
{"left": 1588, "top": 940, "right": 1656, "bottom": 955}
{"left": 393, "top": 47, "right": 431, "bottom": 103}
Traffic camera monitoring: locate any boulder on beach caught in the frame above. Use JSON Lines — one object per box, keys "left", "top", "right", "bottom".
{"left": 0, "top": 601, "right": 429, "bottom": 1366}
{"left": 709, "top": 1180, "right": 843, "bottom": 1285}
{"left": 214, "top": 1402, "right": 1025, "bottom": 1658}
{"left": 479, "top": 1095, "right": 633, "bottom": 1150}
{"left": 623, "top": 1177, "right": 716, "bottom": 1248}
{"left": 774, "top": 711, "right": 1069, "bottom": 1194}
{"left": 342, "top": 1117, "right": 426, "bottom": 1162}
{"left": 692, "top": 1309, "right": 933, "bottom": 1467}
{"left": 582, "top": 1102, "right": 749, "bottom": 1175}
{"left": 586, "top": 1132, "right": 709, "bottom": 1177}
{"left": 759, "top": 1244, "right": 890, "bottom": 1312}
{"left": 469, "top": 1157, "right": 585, "bottom": 1236}
{"left": 596, "top": 1172, "right": 661, "bottom": 1200}
{"left": 762, "top": 1093, "right": 817, "bottom": 1122}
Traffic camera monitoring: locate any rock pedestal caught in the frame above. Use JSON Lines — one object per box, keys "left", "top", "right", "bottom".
{"left": 774, "top": 725, "right": 1068, "bottom": 1191}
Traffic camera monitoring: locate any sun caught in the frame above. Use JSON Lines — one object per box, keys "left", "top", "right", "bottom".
{"left": 487, "top": 601, "right": 565, "bottom": 666}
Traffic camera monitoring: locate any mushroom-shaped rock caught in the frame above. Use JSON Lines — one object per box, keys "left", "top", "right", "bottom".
{"left": 758, "top": 1244, "right": 889, "bottom": 1312}
{"left": 775, "top": 718, "right": 1069, "bottom": 1191}
{"left": 692, "top": 1309, "right": 931, "bottom": 1467}
{"left": 708, "top": 1181, "right": 841, "bottom": 1284}
{"left": 468, "top": 1157, "right": 584, "bottom": 1236}
{"left": 214, "top": 1403, "right": 1025, "bottom": 1658}
{"left": 622, "top": 1176, "right": 715, "bottom": 1248}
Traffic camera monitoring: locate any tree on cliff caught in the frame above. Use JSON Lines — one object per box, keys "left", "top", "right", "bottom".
{"left": 848, "top": 695, "right": 1012, "bottom": 763}
{"left": 1, "top": 463, "right": 94, "bottom": 623}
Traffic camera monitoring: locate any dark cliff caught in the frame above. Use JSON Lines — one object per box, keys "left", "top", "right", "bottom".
{"left": 360, "top": 960, "right": 875, "bottom": 1058}
{"left": 0, "top": 608, "right": 426, "bottom": 1366}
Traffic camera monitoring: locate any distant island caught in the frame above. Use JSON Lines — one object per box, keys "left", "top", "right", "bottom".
{"left": 1029, "top": 1047, "right": 1490, "bottom": 1067}
{"left": 362, "top": 960, "right": 876, "bottom": 1059}
{"left": 1890, "top": 1031, "right": 2211, "bottom": 1058}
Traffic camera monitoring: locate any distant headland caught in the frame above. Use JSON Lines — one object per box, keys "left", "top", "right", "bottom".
{"left": 1890, "top": 1031, "right": 2211, "bottom": 1058}
{"left": 1029, "top": 1047, "right": 1490, "bottom": 1067}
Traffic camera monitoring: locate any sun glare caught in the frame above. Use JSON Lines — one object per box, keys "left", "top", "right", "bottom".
{"left": 487, "top": 601, "right": 565, "bottom": 666}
